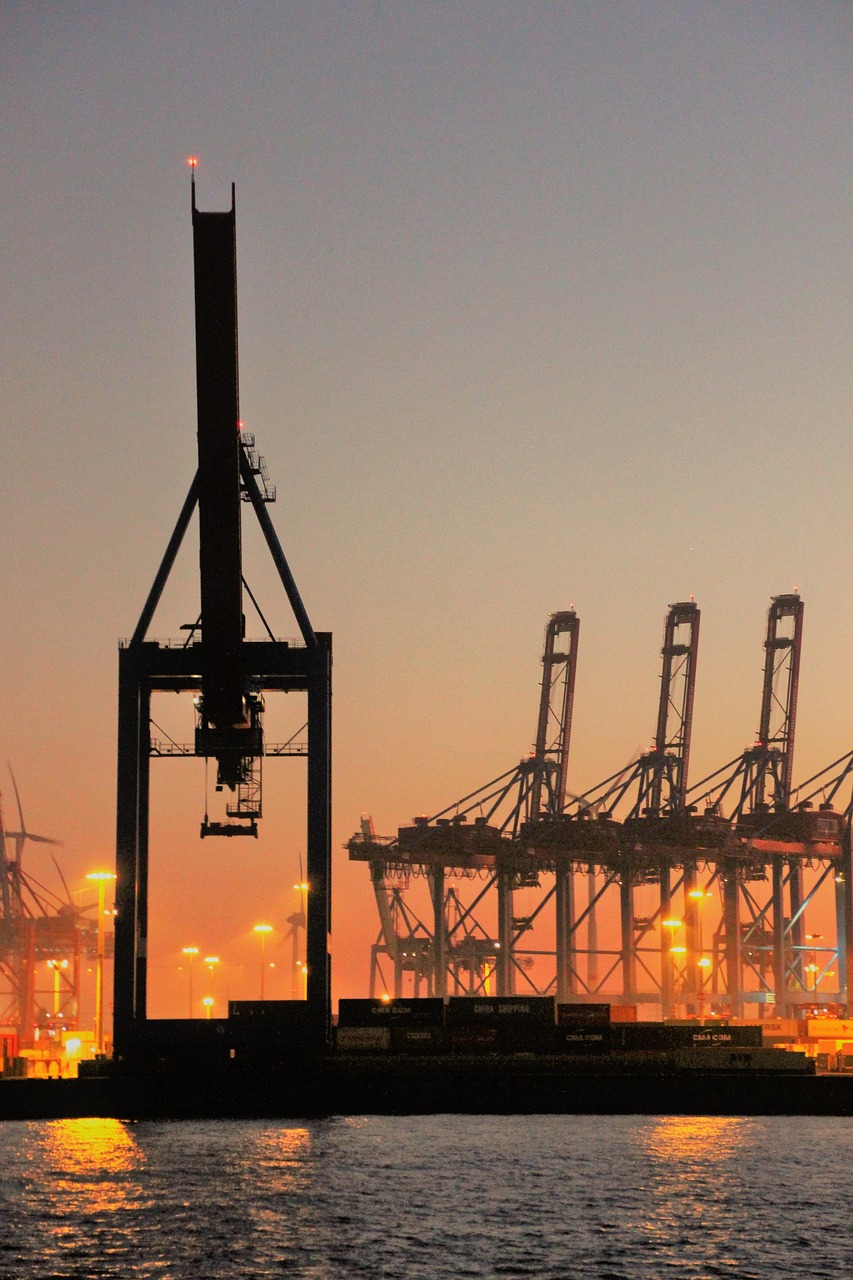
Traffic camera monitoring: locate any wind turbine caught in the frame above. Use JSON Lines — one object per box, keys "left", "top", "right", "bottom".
{"left": 2, "top": 764, "right": 63, "bottom": 918}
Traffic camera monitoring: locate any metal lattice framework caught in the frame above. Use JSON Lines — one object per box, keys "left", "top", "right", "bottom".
{"left": 351, "top": 594, "right": 853, "bottom": 1019}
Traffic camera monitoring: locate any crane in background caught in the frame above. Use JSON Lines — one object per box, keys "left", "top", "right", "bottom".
{"left": 351, "top": 593, "right": 853, "bottom": 1019}
{"left": 350, "top": 610, "right": 581, "bottom": 999}
{"left": 0, "top": 767, "right": 99, "bottom": 1067}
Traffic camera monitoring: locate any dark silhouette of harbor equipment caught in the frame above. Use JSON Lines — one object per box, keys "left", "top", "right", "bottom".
{"left": 114, "top": 180, "right": 331, "bottom": 1058}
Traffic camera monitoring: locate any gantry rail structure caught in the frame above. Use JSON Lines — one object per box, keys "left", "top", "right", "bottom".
{"left": 349, "top": 595, "right": 853, "bottom": 1018}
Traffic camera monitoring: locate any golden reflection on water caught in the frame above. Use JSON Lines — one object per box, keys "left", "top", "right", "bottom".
{"left": 254, "top": 1126, "right": 312, "bottom": 1181}
{"left": 39, "top": 1118, "right": 144, "bottom": 1215}
{"left": 43, "top": 1117, "right": 141, "bottom": 1172}
{"left": 638, "top": 1117, "right": 756, "bottom": 1245}
{"left": 642, "top": 1115, "right": 755, "bottom": 1166}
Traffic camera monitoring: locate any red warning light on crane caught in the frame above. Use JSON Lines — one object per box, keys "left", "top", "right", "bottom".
{"left": 187, "top": 156, "right": 199, "bottom": 169}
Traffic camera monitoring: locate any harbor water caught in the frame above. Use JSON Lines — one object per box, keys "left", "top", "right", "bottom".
{"left": 0, "top": 1112, "right": 850, "bottom": 1278}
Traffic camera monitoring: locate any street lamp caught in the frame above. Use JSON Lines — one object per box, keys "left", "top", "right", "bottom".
{"left": 182, "top": 947, "right": 199, "bottom": 1017}
{"left": 202, "top": 996, "right": 214, "bottom": 1020}
{"left": 46, "top": 959, "right": 68, "bottom": 1018}
{"left": 253, "top": 924, "right": 273, "bottom": 999}
{"left": 688, "top": 888, "right": 713, "bottom": 1024}
{"left": 662, "top": 918, "right": 684, "bottom": 1017}
{"left": 287, "top": 879, "right": 309, "bottom": 999}
{"left": 806, "top": 933, "right": 824, "bottom": 992}
{"left": 86, "top": 871, "right": 116, "bottom": 1055}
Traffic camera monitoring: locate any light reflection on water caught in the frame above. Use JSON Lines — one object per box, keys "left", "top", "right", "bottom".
{"left": 636, "top": 1116, "right": 757, "bottom": 1271}
{"left": 0, "top": 1113, "right": 851, "bottom": 1278}
{"left": 40, "top": 1115, "right": 144, "bottom": 1185}
{"left": 643, "top": 1113, "right": 755, "bottom": 1164}
{"left": 253, "top": 1121, "right": 312, "bottom": 1171}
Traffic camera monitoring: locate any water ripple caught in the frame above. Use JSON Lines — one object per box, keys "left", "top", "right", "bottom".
{"left": 0, "top": 1114, "right": 851, "bottom": 1277}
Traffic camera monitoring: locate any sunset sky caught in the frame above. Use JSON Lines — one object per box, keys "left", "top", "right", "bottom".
{"left": 1, "top": 3, "right": 851, "bottom": 1016}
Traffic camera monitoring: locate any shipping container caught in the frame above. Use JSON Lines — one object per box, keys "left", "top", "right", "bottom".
{"left": 807, "top": 1019, "right": 853, "bottom": 1040}
{"left": 337, "top": 998, "right": 445, "bottom": 1027}
{"left": 554, "top": 1028, "right": 611, "bottom": 1053}
{"left": 228, "top": 999, "right": 310, "bottom": 1021}
{"left": 761, "top": 1018, "right": 800, "bottom": 1037}
{"left": 446, "top": 996, "right": 555, "bottom": 1026}
{"left": 446, "top": 1025, "right": 499, "bottom": 1052}
{"left": 227, "top": 1000, "right": 312, "bottom": 1049}
{"left": 672, "top": 1046, "right": 812, "bottom": 1073}
{"left": 610, "top": 1005, "right": 638, "bottom": 1022}
{"left": 497, "top": 1023, "right": 556, "bottom": 1054}
{"left": 391, "top": 1026, "right": 445, "bottom": 1054}
{"left": 612, "top": 1023, "right": 762, "bottom": 1051}
{"left": 557, "top": 1002, "right": 611, "bottom": 1027}
{"left": 336, "top": 1026, "right": 391, "bottom": 1053}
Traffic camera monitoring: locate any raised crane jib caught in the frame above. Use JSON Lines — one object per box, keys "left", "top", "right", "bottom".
{"left": 192, "top": 184, "right": 258, "bottom": 787}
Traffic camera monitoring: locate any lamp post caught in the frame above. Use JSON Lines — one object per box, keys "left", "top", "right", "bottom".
{"left": 182, "top": 946, "right": 199, "bottom": 1017}
{"left": 288, "top": 879, "right": 309, "bottom": 999}
{"left": 805, "top": 933, "right": 823, "bottom": 992}
{"left": 46, "top": 958, "right": 68, "bottom": 1018}
{"left": 253, "top": 924, "right": 273, "bottom": 999}
{"left": 295, "top": 879, "right": 308, "bottom": 932}
{"left": 203, "top": 955, "right": 221, "bottom": 1009}
{"left": 662, "top": 918, "right": 683, "bottom": 1017}
{"left": 202, "top": 996, "right": 214, "bottom": 1020}
{"left": 86, "top": 871, "right": 116, "bottom": 1055}
{"left": 688, "top": 888, "right": 713, "bottom": 1025}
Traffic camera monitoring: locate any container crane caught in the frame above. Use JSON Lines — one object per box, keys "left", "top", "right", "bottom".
{"left": 114, "top": 178, "right": 332, "bottom": 1060}
{"left": 349, "top": 610, "right": 580, "bottom": 999}
{"left": 684, "top": 595, "right": 805, "bottom": 1015}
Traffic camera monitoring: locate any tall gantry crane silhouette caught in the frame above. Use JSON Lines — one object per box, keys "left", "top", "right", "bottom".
{"left": 114, "top": 178, "right": 332, "bottom": 1059}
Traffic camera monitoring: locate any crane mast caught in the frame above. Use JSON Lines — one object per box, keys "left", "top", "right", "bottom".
{"left": 530, "top": 610, "right": 580, "bottom": 819}
{"left": 191, "top": 184, "right": 265, "bottom": 822}
{"left": 756, "top": 592, "right": 803, "bottom": 811}
{"left": 712, "top": 593, "right": 804, "bottom": 823}
{"left": 651, "top": 601, "right": 700, "bottom": 814}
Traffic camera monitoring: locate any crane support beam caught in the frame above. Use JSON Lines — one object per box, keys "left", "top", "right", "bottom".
{"left": 555, "top": 856, "right": 575, "bottom": 1002}
{"left": 430, "top": 866, "right": 446, "bottom": 999}
{"left": 659, "top": 863, "right": 673, "bottom": 1018}
{"left": 721, "top": 860, "right": 742, "bottom": 1019}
